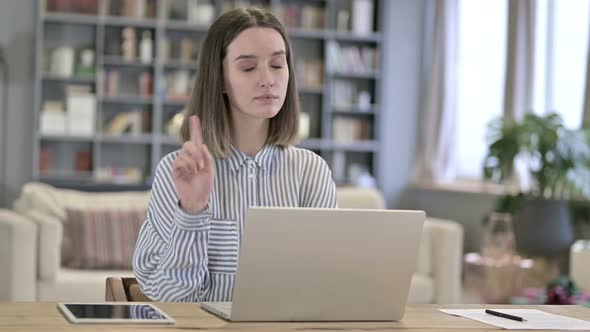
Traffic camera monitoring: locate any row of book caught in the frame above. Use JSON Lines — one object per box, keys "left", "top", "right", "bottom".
{"left": 40, "top": 85, "right": 96, "bottom": 137}
{"left": 331, "top": 80, "right": 372, "bottom": 111}
{"left": 104, "top": 110, "right": 150, "bottom": 135}
{"left": 41, "top": 106, "right": 151, "bottom": 136}
{"left": 39, "top": 148, "right": 93, "bottom": 173}
{"left": 331, "top": 152, "right": 375, "bottom": 188}
{"left": 332, "top": 117, "right": 371, "bottom": 143}
{"left": 296, "top": 59, "right": 323, "bottom": 89}
{"left": 279, "top": 4, "right": 325, "bottom": 30}
{"left": 326, "top": 41, "right": 379, "bottom": 74}
{"left": 100, "top": 70, "right": 153, "bottom": 97}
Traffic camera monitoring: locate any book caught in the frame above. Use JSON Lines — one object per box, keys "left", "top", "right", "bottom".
{"left": 105, "top": 111, "right": 144, "bottom": 135}
{"left": 66, "top": 86, "right": 96, "bottom": 136}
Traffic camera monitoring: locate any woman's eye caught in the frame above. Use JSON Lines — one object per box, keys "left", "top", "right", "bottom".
{"left": 271, "top": 65, "right": 283, "bottom": 69}
{"left": 243, "top": 67, "right": 255, "bottom": 72}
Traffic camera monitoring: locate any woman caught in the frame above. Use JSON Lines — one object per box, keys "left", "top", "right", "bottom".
{"left": 133, "top": 7, "right": 337, "bottom": 302}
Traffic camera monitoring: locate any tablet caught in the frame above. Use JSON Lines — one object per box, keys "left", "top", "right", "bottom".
{"left": 57, "top": 303, "right": 175, "bottom": 324}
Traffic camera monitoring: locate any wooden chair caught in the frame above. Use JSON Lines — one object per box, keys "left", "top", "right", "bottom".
{"left": 105, "top": 277, "right": 151, "bottom": 302}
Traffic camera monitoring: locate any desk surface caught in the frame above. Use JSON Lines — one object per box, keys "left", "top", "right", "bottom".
{"left": 0, "top": 302, "right": 588, "bottom": 332}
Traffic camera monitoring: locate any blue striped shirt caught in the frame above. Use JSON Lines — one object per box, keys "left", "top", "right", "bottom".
{"left": 133, "top": 144, "right": 337, "bottom": 302}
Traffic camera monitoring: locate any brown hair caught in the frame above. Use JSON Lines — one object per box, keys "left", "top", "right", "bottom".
{"left": 180, "top": 7, "right": 300, "bottom": 158}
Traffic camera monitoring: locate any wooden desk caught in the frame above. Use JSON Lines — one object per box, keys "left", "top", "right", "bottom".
{"left": 0, "top": 303, "right": 588, "bottom": 332}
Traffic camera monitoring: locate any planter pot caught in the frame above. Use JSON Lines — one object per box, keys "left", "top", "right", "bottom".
{"left": 512, "top": 198, "right": 575, "bottom": 258}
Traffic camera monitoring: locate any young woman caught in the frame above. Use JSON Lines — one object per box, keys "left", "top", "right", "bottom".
{"left": 133, "top": 7, "right": 337, "bottom": 302}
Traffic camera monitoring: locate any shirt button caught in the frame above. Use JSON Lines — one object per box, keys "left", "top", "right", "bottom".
{"left": 248, "top": 174, "right": 255, "bottom": 179}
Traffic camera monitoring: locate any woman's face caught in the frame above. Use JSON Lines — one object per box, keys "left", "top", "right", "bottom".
{"left": 222, "top": 27, "right": 289, "bottom": 122}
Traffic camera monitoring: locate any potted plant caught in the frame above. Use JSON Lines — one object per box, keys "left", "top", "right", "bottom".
{"left": 483, "top": 113, "right": 590, "bottom": 258}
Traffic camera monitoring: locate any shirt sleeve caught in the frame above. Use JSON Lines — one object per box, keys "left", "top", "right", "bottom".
{"left": 132, "top": 153, "right": 213, "bottom": 302}
{"left": 299, "top": 150, "right": 338, "bottom": 208}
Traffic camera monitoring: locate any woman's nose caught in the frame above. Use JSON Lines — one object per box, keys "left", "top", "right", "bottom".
{"left": 259, "top": 68, "right": 274, "bottom": 88}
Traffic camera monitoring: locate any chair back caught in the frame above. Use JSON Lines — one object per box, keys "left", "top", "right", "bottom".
{"left": 105, "top": 277, "right": 151, "bottom": 302}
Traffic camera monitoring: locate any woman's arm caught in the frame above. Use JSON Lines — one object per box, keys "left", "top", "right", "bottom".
{"left": 132, "top": 154, "right": 212, "bottom": 302}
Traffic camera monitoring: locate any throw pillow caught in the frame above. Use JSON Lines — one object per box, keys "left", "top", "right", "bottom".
{"left": 65, "top": 208, "right": 147, "bottom": 270}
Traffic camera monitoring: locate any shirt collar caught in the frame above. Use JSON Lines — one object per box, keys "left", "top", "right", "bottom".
{"left": 225, "top": 144, "right": 280, "bottom": 173}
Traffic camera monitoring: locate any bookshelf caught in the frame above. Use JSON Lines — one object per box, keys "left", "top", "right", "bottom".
{"left": 34, "top": 0, "right": 382, "bottom": 189}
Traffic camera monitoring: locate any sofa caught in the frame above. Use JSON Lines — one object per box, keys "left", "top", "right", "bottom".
{"left": 0, "top": 182, "right": 463, "bottom": 303}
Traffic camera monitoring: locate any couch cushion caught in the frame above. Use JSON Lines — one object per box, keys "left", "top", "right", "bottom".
{"left": 13, "top": 182, "right": 151, "bottom": 264}
{"left": 65, "top": 208, "right": 147, "bottom": 269}
{"left": 407, "top": 273, "right": 435, "bottom": 304}
{"left": 38, "top": 268, "right": 135, "bottom": 302}
{"left": 416, "top": 221, "right": 433, "bottom": 276}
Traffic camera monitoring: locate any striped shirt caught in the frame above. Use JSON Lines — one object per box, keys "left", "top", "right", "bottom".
{"left": 132, "top": 144, "right": 337, "bottom": 302}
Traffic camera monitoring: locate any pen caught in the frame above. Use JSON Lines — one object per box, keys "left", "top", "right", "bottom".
{"left": 485, "top": 309, "right": 527, "bottom": 322}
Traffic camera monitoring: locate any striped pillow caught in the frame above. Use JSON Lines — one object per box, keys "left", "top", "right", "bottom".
{"left": 65, "top": 208, "right": 147, "bottom": 270}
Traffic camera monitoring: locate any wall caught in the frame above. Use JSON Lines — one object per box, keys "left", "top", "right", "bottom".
{"left": 378, "top": 0, "right": 426, "bottom": 209}
{"left": 399, "top": 186, "right": 498, "bottom": 252}
{"left": 378, "top": 1, "right": 497, "bottom": 253}
{"left": 0, "top": 0, "right": 35, "bottom": 208}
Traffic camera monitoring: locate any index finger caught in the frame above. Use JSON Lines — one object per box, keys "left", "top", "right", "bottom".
{"left": 189, "top": 115, "right": 203, "bottom": 145}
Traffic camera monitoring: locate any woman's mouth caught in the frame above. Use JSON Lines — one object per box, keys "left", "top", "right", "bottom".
{"left": 254, "top": 94, "right": 279, "bottom": 100}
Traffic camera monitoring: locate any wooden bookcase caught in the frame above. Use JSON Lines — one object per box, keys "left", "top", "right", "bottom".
{"left": 34, "top": 0, "right": 382, "bottom": 190}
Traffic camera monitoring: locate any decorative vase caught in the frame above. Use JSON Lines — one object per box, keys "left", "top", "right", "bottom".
{"left": 512, "top": 198, "right": 574, "bottom": 258}
{"left": 481, "top": 212, "right": 516, "bottom": 261}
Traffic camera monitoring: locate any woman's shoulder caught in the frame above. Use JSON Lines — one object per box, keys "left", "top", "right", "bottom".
{"left": 280, "top": 145, "right": 329, "bottom": 169}
{"left": 154, "top": 149, "right": 181, "bottom": 176}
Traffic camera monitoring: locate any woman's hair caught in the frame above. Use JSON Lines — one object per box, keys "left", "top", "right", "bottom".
{"left": 180, "top": 7, "right": 300, "bottom": 158}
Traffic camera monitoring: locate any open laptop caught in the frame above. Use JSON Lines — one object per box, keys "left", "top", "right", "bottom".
{"left": 200, "top": 207, "right": 425, "bottom": 322}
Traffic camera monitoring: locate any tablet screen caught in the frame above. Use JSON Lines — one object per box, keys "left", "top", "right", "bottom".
{"left": 58, "top": 303, "right": 175, "bottom": 324}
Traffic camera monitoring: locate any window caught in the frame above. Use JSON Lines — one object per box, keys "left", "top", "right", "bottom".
{"left": 455, "top": 0, "right": 508, "bottom": 179}
{"left": 533, "top": 0, "right": 590, "bottom": 129}
{"left": 454, "top": 0, "right": 590, "bottom": 180}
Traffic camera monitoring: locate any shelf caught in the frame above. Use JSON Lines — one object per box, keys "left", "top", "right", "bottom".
{"left": 161, "top": 135, "right": 182, "bottom": 145}
{"left": 332, "top": 105, "right": 377, "bottom": 115}
{"left": 331, "top": 31, "right": 382, "bottom": 43}
{"left": 100, "top": 95, "right": 154, "bottom": 105}
{"left": 286, "top": 29, "right": 382, "bottom": 42}
{"left": 102, "top": 56, "right": 154, "bottom": 68}
{"left": 39, "top": 171, "right": 95, "bottom": 183}
{"left": 39, "top": 134, "right": 94, "bottom": 142}
{"left": 42, "top": 12, "right": 99, "bottom": 25}
{"left": 287, "top": 28, "right": 327, "bottom": 39}
{"left": 330, "top": 71, "right": 380, "bottom": 80}
{"left": 42, "top": 73, "right": 95, "bottom": 84}
{"left": 102, "top": 16, "right": 157, "bottom": 28}
{"left": 163, "top": 60, "right": 198, "bottom": 70}
{"left": 164, "top": 20, "right": 209, "bottom": 32}
{"left": 35, "top": 0, "right": 383, "bottom": 189}
{"left": 39, "top": 175, "right": 152, "bottom": 191}
{"left": 298, "top": 86, "right": 324, "bottom": 94}
{"left": 97, "top": 134, "right": 153, "bottom": 144}
{"left": 297, "top": 138, "right": 326, "bottom": 150}
{"left": 163, "top": 99, "right": 190, "bottom": 107}
{"left": 328, "top": 140, "right": 380, "bottom": 152}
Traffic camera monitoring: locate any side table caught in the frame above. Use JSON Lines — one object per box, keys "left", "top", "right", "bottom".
{"left": 571, "top": 240, "right": 590, "bottom": 292}
{"left": 463, "top": 252, "right": 533, "bottom": 304}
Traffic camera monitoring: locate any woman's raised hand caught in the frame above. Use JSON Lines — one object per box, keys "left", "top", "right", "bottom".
{"left": 172, "top": 115, "right": 215, "bottom": 214}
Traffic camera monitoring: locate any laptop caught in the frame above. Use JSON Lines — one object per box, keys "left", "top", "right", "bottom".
{"left": 200, "top": 207, "right": 425, "bottom": 322}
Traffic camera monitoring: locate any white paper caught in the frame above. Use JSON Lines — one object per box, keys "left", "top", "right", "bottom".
{"left": 439, "top": 309, "right": 590, "bottom": 330}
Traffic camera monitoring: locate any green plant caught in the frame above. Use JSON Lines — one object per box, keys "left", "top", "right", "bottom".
{"left": 483, "top": 113, "right": 590, "bottom": 223}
